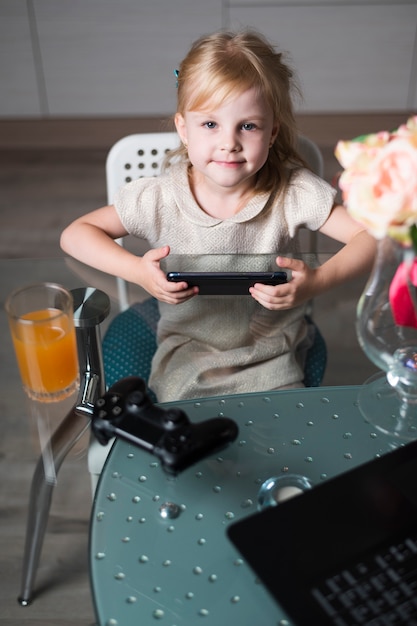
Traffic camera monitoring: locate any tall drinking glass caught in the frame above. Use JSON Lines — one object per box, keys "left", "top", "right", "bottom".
{"left": 6, "top": 282, "right": 79, "bottom": 403}
{"left": 6, "top": 282, "right": 80, "bottom": 483}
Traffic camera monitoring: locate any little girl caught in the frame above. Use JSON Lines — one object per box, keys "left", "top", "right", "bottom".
{"left": 61, "top": 30, "right": 375, "bottom": 402}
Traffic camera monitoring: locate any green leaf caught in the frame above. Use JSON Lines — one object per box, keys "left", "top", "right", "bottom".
{"left": 410, "top": 224, "right": 417, "bottom": 253}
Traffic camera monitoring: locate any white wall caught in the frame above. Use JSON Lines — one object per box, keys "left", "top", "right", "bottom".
{"left": 1, "top": 0, "right": 416, "bottom": 119}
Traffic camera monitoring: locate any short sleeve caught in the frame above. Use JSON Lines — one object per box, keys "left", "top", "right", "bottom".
{"left": 113, "top": 177, "right": 163, "bottom": 239}
{"left": 284, "top": 169, "right": 337, "bottom": 237}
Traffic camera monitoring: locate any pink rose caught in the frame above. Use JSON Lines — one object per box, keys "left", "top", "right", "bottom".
{"left": 335, "top": 122, "right": 417, "bottom": 240}
{"left": 335, "top": 131, "right": 390, "bottom": 170}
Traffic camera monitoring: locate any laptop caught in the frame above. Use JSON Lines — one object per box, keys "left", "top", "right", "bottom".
{"left": 227, "top": 438, "right": 417, "bottom": 625}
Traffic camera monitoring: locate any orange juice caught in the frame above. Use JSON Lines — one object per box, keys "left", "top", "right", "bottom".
{"left": 10, "top": 308, "right": 79, "bottom": 401}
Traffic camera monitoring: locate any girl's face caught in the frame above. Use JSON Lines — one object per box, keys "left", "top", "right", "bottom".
{"left": 175, "top": 87, "right": 278, "bottom": 195}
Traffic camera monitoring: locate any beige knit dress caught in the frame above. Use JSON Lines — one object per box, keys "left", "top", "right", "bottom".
{"left": 115, "top": 162, "right": 336, "bottom": 402}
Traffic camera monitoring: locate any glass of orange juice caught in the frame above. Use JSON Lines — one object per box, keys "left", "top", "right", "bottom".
{"left": 6, "top": 282, "right": 79, "bottom": 403}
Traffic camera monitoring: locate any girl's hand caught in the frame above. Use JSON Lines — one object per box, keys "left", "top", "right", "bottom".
{"left": 138, "top": 246, "right": 198, "bottom": 304}
{"left": 249, "top": 256, "right": 317, "bottom": 310}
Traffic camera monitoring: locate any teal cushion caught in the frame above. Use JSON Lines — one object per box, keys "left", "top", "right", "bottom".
{"left": 103, "top": 298, "right": 159, "bottom": 393}
{"left": 303, "top": 315, "right": 327, "bottom": 388}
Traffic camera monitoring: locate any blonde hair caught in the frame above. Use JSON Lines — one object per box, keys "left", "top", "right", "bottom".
{"left": 167, "top": 30, "right": 305, "bottom": 193}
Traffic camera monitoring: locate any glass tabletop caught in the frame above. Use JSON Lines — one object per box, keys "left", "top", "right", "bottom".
{"left": 0, "top": 252, "right": 331, "bottom": 420}
{"left": 89, "top": 384, "right": 394, "bottom": 626}
{"left": 160, "top": 252, "right": 320, "bottom": 272}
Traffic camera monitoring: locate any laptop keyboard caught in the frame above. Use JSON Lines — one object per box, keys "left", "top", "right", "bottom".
{"left": 311, "top": 534, "right": 417, "bottom": 625}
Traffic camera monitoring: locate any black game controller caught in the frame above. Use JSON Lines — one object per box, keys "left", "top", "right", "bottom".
{"left": 92, "top": 376, "right": 239, "bottom": 474}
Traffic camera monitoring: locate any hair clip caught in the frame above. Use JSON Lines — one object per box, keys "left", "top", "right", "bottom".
{"left": 174, "top": 69, "right": 179, "bottom": 88}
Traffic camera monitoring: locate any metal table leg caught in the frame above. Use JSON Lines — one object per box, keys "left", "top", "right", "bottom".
{"left": 18, "top": 288, "right": 110, "bottom": 606}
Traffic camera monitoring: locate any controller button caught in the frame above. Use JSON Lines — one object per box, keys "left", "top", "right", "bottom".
{"left": 165, "top": 436, "right": 181, "bottom": 453}
{"left": 128, "top": 390, "right": 146, "bottom": 407}
{"left": 180, "top": 427, "right": 192, "bottom": 441}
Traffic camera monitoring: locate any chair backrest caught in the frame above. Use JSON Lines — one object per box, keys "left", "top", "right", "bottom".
{"left": 297, "top": 135, "right": 324, "bottom": 179}
{"left": 106, "top": 132, "right": 180, "bottom": 204}
{"left": 296, "top": 135, "right": 324, "bottom": 254}
{"left": 106, "top": 131, "right": 324, "bottom": 309}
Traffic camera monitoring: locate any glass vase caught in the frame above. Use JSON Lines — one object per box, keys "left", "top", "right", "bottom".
{"left": 356, "top": 235, "right": 417, "bottom": 441}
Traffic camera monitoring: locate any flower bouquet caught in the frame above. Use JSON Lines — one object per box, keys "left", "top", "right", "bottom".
{"left": 335, "top": 116, "right": 417, "bottom": 440}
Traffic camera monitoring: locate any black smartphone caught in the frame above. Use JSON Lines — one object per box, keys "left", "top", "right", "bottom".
{"left": 166, "top": 271, "right": 287, "bottom": 295}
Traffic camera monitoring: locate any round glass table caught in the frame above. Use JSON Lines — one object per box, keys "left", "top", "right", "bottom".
{"left": 89, "top": 384, "right": 392, "bottom": 626}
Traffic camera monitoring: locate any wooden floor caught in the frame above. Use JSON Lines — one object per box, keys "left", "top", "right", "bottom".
{"left": 0, "top": 113, "right": 407, "bottom": 625}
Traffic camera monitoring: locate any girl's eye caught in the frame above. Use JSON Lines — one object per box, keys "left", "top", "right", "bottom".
{"left": 242, "top": 123, "right": 256, "bottom": 131}
{"left": 204, "top": 121, "right": 217, "bottom": 129}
